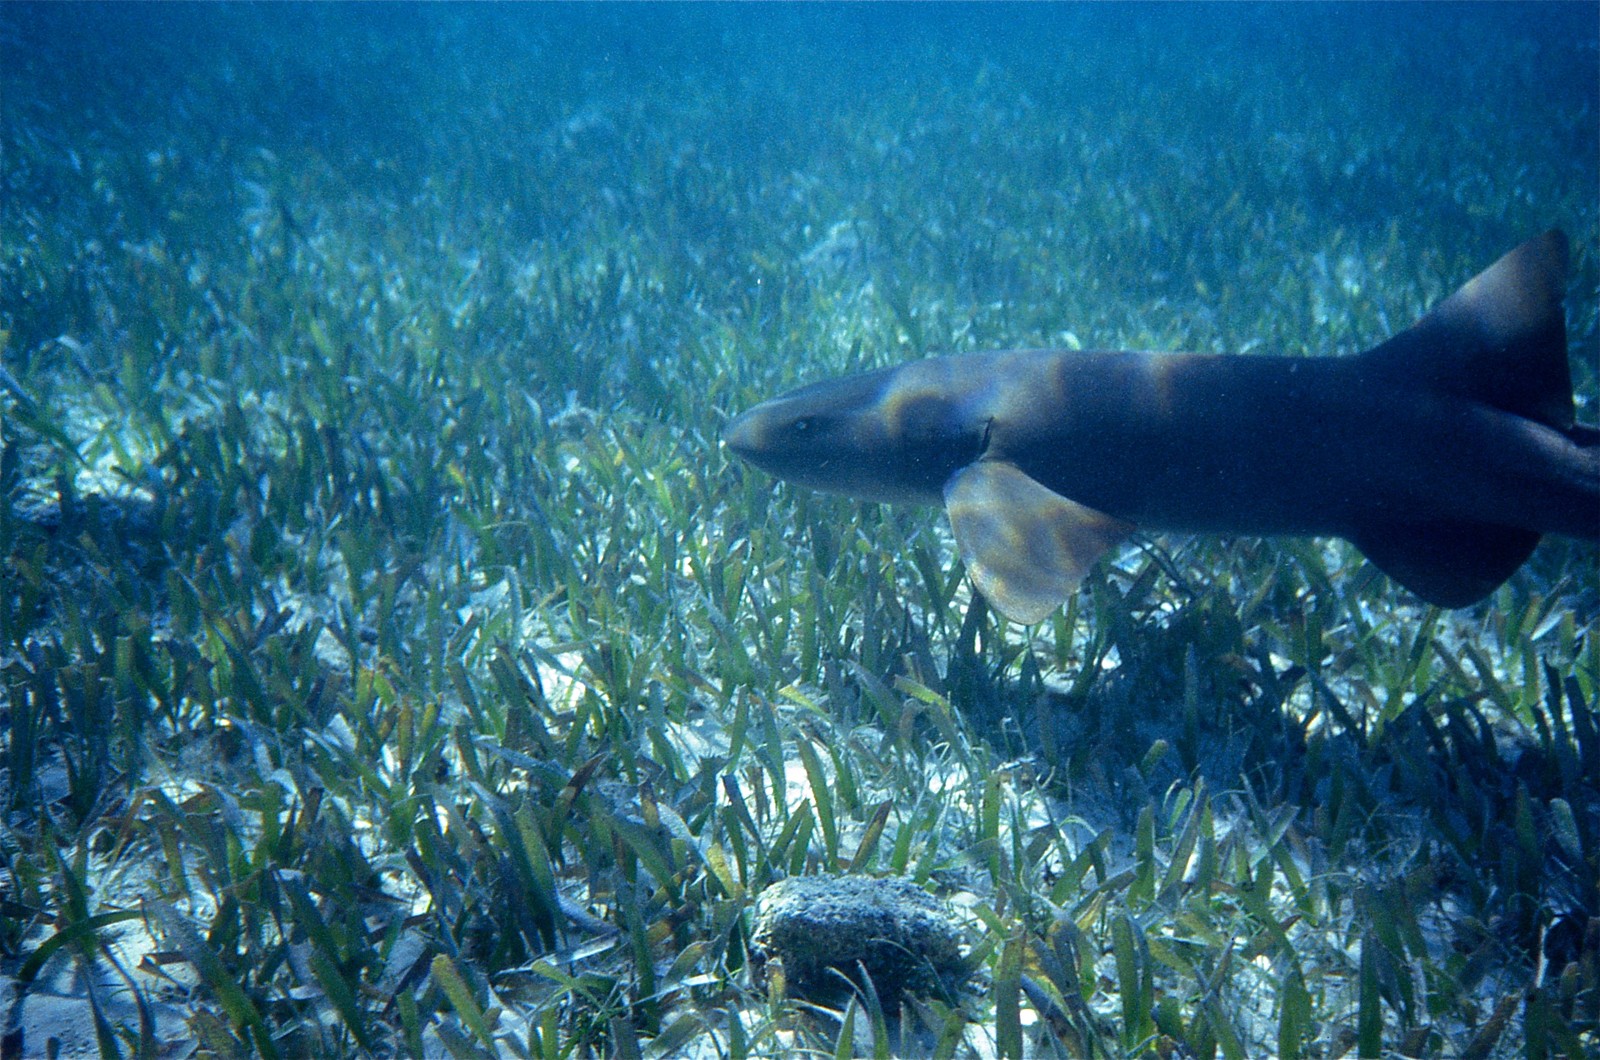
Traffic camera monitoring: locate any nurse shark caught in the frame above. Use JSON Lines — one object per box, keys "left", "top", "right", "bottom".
{"left": 725, "top": 232, "right": 1600, "bottom": 622}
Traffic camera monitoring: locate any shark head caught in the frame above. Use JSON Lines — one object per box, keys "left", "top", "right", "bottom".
{"left": 725, "top": 351, "right": 1135, "bottom": 623}
{"left": 724, "top": 360, "right": 992, "bottom": 505}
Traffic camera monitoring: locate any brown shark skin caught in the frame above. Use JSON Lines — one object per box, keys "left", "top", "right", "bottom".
{"left": 970, "top": 347, "right": 1598, "bottom": 541}
{"left": 725, "top": 231, "right": 1599, "bottom": 609}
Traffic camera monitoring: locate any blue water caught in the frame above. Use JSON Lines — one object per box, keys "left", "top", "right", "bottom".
{"left": 3, "top": 2, "right": 1596, "bottom": 392}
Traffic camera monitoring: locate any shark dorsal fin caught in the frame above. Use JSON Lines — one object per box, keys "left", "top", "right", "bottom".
{"left": 1364, "top": 230, "right": 1571, "bottom": 429}
{"left": 943, "top": 461, "right": 1133, "bottom": 623}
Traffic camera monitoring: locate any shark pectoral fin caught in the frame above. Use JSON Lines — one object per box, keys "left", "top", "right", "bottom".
{"left": 1352, "top": 521, "right": 1541, "bottom": 608}
{"left": 943, "top": 461, "right": 1133, "bottom": 624}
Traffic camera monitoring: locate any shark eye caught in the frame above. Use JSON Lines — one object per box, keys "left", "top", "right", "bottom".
{"left": 790, "top": 417, "right": 814, "bottom": 435}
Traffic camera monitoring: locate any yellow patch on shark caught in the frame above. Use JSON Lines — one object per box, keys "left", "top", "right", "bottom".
{"left": 944, "top": 461, "right": 1133, "bottom": 624}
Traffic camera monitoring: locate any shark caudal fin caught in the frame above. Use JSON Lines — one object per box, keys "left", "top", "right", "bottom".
{"left": 1352, "top": 231, "right": 1572, "bottom": 607}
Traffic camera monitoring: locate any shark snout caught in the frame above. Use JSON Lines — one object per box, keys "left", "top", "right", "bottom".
{"left": 722, "top": 409, "right": 761, "bottom": 460}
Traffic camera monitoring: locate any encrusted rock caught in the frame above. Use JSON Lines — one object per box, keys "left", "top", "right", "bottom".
{"left": 750, "top": 874, "right": 967, "bottom": 1005}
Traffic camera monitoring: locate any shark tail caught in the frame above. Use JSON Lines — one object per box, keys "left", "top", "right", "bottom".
{"left": 1351, "top": 230, "right": 1589, "bottom": 607}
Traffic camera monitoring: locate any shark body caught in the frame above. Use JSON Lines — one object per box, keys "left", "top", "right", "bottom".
{"left": 725, "top": 231, "right": 1600, "bottom": 622}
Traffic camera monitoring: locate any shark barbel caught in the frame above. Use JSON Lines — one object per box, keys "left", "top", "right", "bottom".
{"left": 725, "top": 231, "right": 1600, "bottom": 623}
